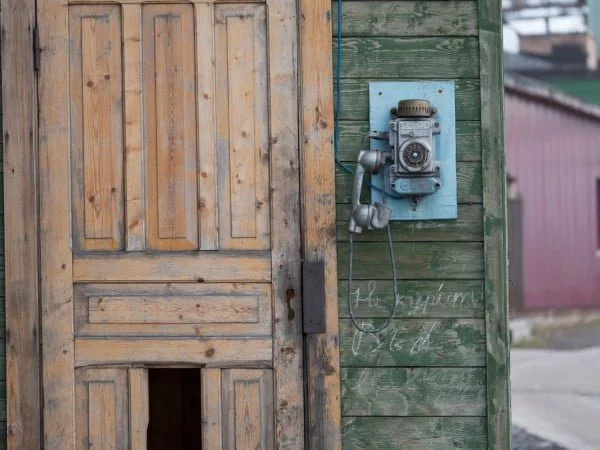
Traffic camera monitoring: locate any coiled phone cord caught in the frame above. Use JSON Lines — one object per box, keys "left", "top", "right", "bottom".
{"left": 347, "top": 222, "right": 399, "bottom": 334}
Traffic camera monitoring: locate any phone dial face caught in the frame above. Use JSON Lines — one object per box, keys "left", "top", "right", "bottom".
{"left": 388, "top": 99, "right": 441, "bottom": 196}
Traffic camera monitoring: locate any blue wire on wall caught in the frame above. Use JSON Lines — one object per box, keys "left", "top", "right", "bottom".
{"left": 334, "top": 0, "right": 353, "bottom": 175}
{"left": 334, "top": 0, "right": 391, "bottom": 196}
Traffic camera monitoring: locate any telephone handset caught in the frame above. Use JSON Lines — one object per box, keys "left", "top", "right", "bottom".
{"left": 347, "top": 150, "right": 392, "bottom": 233}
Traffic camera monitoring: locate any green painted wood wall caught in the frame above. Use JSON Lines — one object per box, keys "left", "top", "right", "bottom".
{"left": 333, "top": 0, "right": 509, "bottom": 448}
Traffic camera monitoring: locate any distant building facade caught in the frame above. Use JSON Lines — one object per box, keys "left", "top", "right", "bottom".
{"left": 505, "top": 75, "right": 600, "bottom": 310}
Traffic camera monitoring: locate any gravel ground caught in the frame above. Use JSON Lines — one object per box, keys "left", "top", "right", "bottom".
{"left": 512, "top": 426, "right": 568, "bottom": 450}
{"left": 546, "top": 327, "right": 600, "bottom": 350}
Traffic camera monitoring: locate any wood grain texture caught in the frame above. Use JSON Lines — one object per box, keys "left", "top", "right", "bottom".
{"left": 72, "top": 251, "right": 271, "bottom": 282}
{"left": 340, "top": 319, "right": 486, "bottom": 367}
{"left": 266, "top": 0, "right": 305, "bottom": 446}
{"left": 338, "top": 280, "right": 484, "bottom": 318}
{"left": 480, "top": 0, "right": 511, "bottom": 448}
{"left": 338, "top": 242, "right": 484, "bottom": 280}
{"left": 224, "top": 10, "right": 258, "bottom": 239}
{"left": 342, "top": 417, "right": 487, "bottom": 450}
{"left": 75, "top": 368, "right": 128, "bottom": 450}
{"left": 215, "top": 4, "right": 270, "bottom": 250}
{"left": 222, "top": 369, "right": 274, "bottom": 450}
{"left": 88, "top": 296, "right": 259, "bottom": 324}
{"left": 70, "top": 6, "right": 124, "bottom": 251}
{"left": 334, "top": 79, "right": 480, "bottom": 121}
{"left": 201, "top": 369, "right": 222, "bottom": 450}
{"left": 74, "top": 338, "right": 272, "bottom": 366}
{"left": 336, "top": 162, "right": 482, "bottom": 204}
{"left": 123, "top": 4, "right": 145, "bottom": 251}
{"left": 143, "top": 4, "right": 198, "bottom": 250}
{"left": 332, "top": 1, "right": 478, "bottom": 37}
{"left": 128, "top": 369, "right": 148, "bottom": 450}
{"left": 336, "top": 120, "right": 481, "bottom": 162}
{"left": 38, "top": 0, "right": 76, "bottom": 446}
{"left": 69, "top": 0, "right": 265, "bottom": 3}
{"left": 334, "top": 37, "right": 480, "bottom": 79}
{"left": 196, "top": 3, "right": 219, "bottom": 250}
{"left": 74, "top": 283, "right": 271, "bottom": 337}
{"left": 336, "top": 203, "right": 483, "bottom": 242}
{"left": 1, "top": 0, "right": 41, "bottom": 446}
{"left": 341, "top": 367, "right": 486, "bottom": 416}
{"left": 299, "top": 0, "right": 342, "bottom": 447}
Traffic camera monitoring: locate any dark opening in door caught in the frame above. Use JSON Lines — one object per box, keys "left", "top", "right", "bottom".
{"left": 148, "top": 368, "right": 202, "bottom": 449}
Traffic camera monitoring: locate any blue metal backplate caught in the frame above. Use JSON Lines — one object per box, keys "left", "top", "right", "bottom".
{"left": 370, "top": 81, "right": 457, "bottom": 220}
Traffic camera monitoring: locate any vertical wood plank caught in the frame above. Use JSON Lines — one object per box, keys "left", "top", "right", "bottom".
{"left": 480, "top": 1, "right": 511, "bottom": 449}
{"left": 143, "top": 4, "right": 198, "bottom": 251}
{"left": 75, "top": 368, "right": 128, "bottom": 450}
{"left": 266, "top": 0, "right": 305, "bottom": 447}
{"left": 201, "top": 368, "right": 222, "bottom": 450}
{"left": 129, "top": 369, "right": 148, "bottom": 450}
{"left": 195, "top": 3, "right": 219, "bottom": 250}
{"left": 298, "top": 0, "right": 342, "bottom": 448}
{"left": 123, "top": 4, "right": 145, "bottom": 251}
{"left": 227, "top": 16, "right": 257, "bottom": 239}
{"left": 70, "top": 6, "right": 124, "bottom": 251}
{"left": 1, "top": 0, "right": 41, "bottom": 447}
{"left": 233, "top": 381, "right": 262, "bottom": 447}
{"left": 38, "top": 0, "right": 76, "bottom": 446}
{"left": 221, "top": 369, "right": 274, "bottom": 450}
{"left": 88, "top": 383, "right": 117, "bottom": 449}
{"left": 215, "top": 4, "right": 270, "bottom": 250}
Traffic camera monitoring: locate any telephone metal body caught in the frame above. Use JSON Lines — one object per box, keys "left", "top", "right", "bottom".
{"left": 388, "top": 100, "right": 441, "bottom": 196}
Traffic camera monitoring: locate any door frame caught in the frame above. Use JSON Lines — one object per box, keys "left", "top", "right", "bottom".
{"left": 1, "top": 0, "right": 341, "bottom": 448}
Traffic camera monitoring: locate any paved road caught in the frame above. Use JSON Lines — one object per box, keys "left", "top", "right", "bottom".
{"left": 512, "top": 426, "right": 566, "bottom": 450}
{"left": 511, "top": 347, "right": 600, "bottom": 450}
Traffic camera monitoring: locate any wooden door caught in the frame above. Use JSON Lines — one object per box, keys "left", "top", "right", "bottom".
{"left": 37, "top": 0, "right": 303, "bottom": 448}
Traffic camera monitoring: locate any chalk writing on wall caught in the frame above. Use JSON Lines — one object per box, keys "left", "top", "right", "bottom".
{"left": 350, "top": 280, "right": 481, "bottom": 316}
{"left": 350, "top": 321, "right": 439, "bottom": 357}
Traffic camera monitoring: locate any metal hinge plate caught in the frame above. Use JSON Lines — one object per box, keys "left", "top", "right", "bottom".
{"left": 302, "top": 261, "right": 326, "bottom": 334}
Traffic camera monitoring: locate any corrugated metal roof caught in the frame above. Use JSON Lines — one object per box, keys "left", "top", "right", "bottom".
{"left": 505, "top": 72, "right": 600, "bottom": 121}
{"left": 504, "top": 52, "right": 557, "bottom": 71}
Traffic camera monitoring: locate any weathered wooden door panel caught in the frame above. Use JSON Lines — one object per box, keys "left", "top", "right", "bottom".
{"left": 143, "top": 4, "right": 199, "bottom": 251}
{"left": 69, "top": 5, "right": 125, "bottom": 252}
{"left": 215, "top": 4, "right": 270, "bottom": 250}
{"left": 38, "top": 0, "right": 303, "bottom": 448}
{"left": 74, "top": 283, "right": 272, "bottom": 337}
{"left": 75, "top": 368, "right": 129, "bottom": 450}
{"left": 202, "top": 368, "right": 275, "bottom": 450}
{"left": 75, "top": 368, "right": 149, "bottom": 450}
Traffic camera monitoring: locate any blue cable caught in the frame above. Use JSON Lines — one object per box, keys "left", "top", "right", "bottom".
{"left": 334, "top": 0, "right": 394, "bottom": 197}
{"left": 334, "top": 0, "right": 353, "bottom": 175}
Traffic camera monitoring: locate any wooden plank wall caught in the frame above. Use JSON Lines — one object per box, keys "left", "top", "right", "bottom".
{"left": 333, "top": 0, "right": 507, "bottom": 448}
{"left": 0, "top": 0, "right": 507, "bottom": 447}
{"left": 1, "top": 0, "right": 38, "bottom": 447}
{"left": 0, "top": 96, "right": 6, "bottom": 447}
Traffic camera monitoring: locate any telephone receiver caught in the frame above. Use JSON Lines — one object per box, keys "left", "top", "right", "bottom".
{"left": 348, "top": 150, "right": 392, "bottom": 234}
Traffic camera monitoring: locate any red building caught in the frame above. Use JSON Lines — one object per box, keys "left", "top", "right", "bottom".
{"left": 505, "top": 74, "right": 600, "bottom": 310}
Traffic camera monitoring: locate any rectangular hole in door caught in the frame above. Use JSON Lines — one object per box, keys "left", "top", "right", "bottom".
{"left": 148, "top": 368, "right": 202, "bottom": 449}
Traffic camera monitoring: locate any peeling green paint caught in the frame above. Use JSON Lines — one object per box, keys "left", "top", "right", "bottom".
{"left": 332, "top": 0, "right": 508, "bottom": 448}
